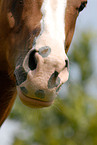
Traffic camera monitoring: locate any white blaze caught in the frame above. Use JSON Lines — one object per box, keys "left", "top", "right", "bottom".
{"left": 41, "top": 0, "right": 67, "bottom": 44}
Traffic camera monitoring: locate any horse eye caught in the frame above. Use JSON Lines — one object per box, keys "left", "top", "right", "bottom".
{"left": 19, "top": 0, "right": 23, "bottom": 4}
{"left": 77, "top": 1, "right": 87, "bottom": 12}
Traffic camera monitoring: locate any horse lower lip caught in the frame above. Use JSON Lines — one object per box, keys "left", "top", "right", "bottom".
{"left": 19, "top": 89, "right": 54, "bottom": 108}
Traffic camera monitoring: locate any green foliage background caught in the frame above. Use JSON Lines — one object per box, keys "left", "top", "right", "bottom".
{"left": 9, "top": 32, "right": 97, "bottom": 145}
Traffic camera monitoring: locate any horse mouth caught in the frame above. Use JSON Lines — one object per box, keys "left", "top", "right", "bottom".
{"left": 18, "top": 89, "right": 54, "bottom": 108}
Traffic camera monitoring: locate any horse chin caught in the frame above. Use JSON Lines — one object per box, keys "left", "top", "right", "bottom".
{"left": 18, "top": 88, "right": 54, "bottom": 108}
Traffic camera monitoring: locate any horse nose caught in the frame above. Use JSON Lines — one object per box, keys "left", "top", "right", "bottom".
{"left": 27, "top": 48, "right": 69, "bottom": 73}
{"left": 15, "top": 46, "right": 69, "bottom": 108}
{"left": 24, "top": 47, "right": 69, "bottom": 91}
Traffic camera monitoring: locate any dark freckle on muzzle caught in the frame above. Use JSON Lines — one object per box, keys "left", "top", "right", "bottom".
{"left": 38, "top": 46, "right": 51, "bottom": 58}
{"left": 14, "top": 66, "right": 28, "bottom": 86}
{"left": 48, "top": 71, "right": 60, "bottom": 89}
{"left": 20, "top": 87, "right": 28, "bottom": 95}
{"left": 35, "top": 90, "right": 45, "bottom": 99}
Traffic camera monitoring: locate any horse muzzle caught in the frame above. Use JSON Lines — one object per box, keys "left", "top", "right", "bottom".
{"left": 14, "top": 45, "right": 69, "bottom": 108}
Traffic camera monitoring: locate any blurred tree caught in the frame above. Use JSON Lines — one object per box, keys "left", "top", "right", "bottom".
{"left": 10, "top": 32, "right": 97, "bottom": 145}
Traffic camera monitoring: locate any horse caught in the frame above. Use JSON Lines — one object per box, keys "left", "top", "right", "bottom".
{"left": 0, "top": 0, "right": 87, "bottom": 126}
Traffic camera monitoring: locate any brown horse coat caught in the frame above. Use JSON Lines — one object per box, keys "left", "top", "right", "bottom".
{"left": 0, "top": 0, "right": 87, "bottom": 126}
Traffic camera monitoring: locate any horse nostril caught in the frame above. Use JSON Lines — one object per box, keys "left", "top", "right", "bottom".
{"left": 48, "top": 71, "right": 60, "bottom": 89}
{"left": 65, "top": 59, "right": 69, "bottom": 68}
{"left": 28, "top": 50, "right": 37, "bottom": 70}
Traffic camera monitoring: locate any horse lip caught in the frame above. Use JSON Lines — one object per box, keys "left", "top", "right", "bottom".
{"left": 19, "top": 89, "right": 54, "bottom": 108}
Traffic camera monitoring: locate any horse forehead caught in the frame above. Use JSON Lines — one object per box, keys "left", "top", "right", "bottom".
{"left": 39, "top": 0, "right": 67, "bottom": 40}
{"left": 41, "top": 0, "right": 67, "bottom": 12}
